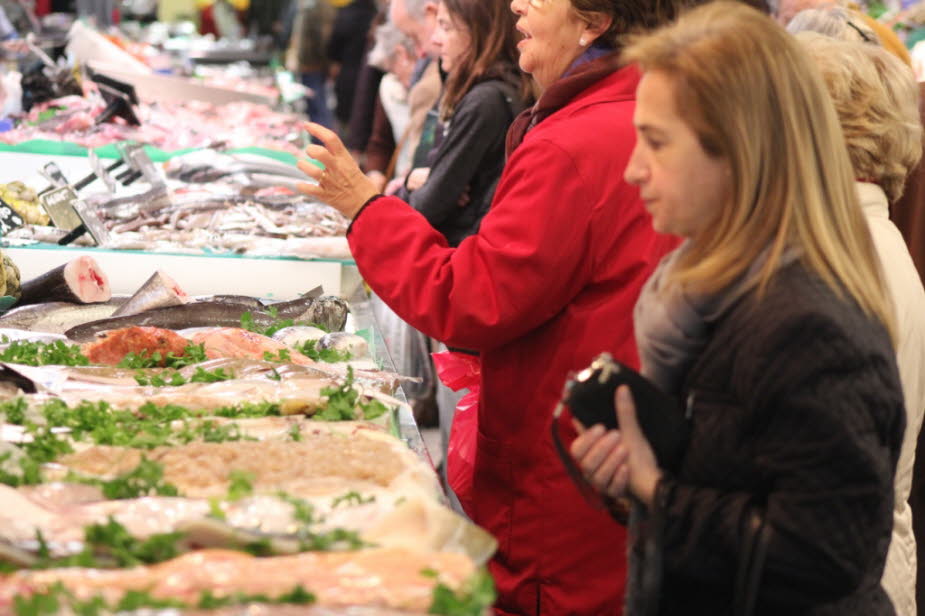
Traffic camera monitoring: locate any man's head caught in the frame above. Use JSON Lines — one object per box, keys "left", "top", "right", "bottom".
{"left": 389, "top": 0, "right": 439, "bottom": 57}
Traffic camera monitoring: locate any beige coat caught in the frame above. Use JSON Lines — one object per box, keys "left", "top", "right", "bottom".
{"left": 859, "top": 181, "right": 925, "bottom": 616}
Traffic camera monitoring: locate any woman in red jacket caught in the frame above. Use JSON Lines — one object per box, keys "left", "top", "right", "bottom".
{"left": 297, "top": 0, "right": 684, "bottom": 613}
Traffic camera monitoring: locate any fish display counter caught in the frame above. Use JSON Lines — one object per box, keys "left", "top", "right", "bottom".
{"left": 0, "top": 253, "right": 491, "bottom": 614}
{"left": 0, "top": 144, "right": 362, "bottom": 300}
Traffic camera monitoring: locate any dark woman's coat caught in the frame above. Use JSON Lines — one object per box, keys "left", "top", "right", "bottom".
{"left": 404, "top": 78, "right": 526, "bottom": 247}
{"left": 638, "top": 262, "right": 905, "bottom": 615}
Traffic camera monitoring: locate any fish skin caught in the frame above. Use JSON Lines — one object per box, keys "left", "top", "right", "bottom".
{"left": 270, "top": 287, "right": 323, "bottom": 317}
{"left": 0, "top": 301, "right": 126, "bottom": 335}
{"left": 198, "top": 295, "right": 266, "bottom": 311}
{"left": 318, "top": 332, "right": 369, "bottom": 358}
{"left": 111, "top": 271, "right": 188, "bottom": 318}
{"left": 275, "top": 295, "right": 348, "bottom": 332}
{"left": 271, "top": 326, "right": 327, "bottom": 348}
{"left": 64, "top": 302, "right": 280, "bottom": 342}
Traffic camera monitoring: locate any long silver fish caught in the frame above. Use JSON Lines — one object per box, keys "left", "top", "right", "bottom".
{"left": 64, "top": 301, "right": 278, "bottom": 342}
{"left": 0, "top": 300, "right": 127, "bottom": 335}
{"left": 65, "top": 295, "right": 349, "bottom": 342}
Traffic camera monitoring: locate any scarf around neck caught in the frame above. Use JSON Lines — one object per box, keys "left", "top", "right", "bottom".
{"left": 633, "top": 243, "right": 799, "bottom": 395}
{"left": 505, "top": 47, "right": 623, "bottom": 157}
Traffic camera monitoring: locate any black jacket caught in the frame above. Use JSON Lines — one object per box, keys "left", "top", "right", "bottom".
{"left": 633, "top": 262, "right": 905, "bottom": 615}
{"left": 403, "top": 78, "right": 526, "bottom": 247}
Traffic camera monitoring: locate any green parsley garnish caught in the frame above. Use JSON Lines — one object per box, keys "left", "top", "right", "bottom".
{"left": 331, "top": 490, "right": 376, "bottom": 508}
{"left": 0, "top": 337, "right": 89, "bottom": 367}
{"left": 297, "top": 339, "right": 352, "bottom": 363}
{"left": 317, "top": 367, "right": 390, "bottom": 422}
{"left": 426, "top": 568, "right": 497, "bottom": 616}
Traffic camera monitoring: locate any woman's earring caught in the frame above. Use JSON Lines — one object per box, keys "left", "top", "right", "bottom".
{"left": 579, "top": 36, "right": 588, "bottom": 46}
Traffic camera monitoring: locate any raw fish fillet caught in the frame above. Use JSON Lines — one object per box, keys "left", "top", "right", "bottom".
{"left": 81, "top": 326, "right": 191, "bottom": 366}
{"left": 0, "top": 547, "right": 475, "bottom": 612}
{"left": 192, "top": 328, "right": 315, "bottom": 365}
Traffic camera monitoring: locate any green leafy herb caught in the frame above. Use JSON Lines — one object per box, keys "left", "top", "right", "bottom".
{"left": 316, "top": 367, "right": 390, "bottom": 422}
{"left": 74, "top": 458, "right": 180, "bottom": 500}
{"left": 208, "top": 497, "right": 227, "bottom": 521}
{"left": 288, "top": 423, "right": 302, "bottom": 442}
{"left": 297, "top": 339, "right": 352, "bottom": 363}
{"left": 133, "top": 366, "right": 235, "bottom": 388}
{"left": 427, "top": 568, "right": 497, "bottom": 616}
{"left": 117, "top": 343, "right": 208, "bottom": 370}
{"left": 33, "top": 517, "right": 185, "bottom": 570}
{"left": 331, "top": 490, "right": 376, "bottom": 508}
{"left": 0, "top": 338, "right": 89, "bottom": 367}
{"left": 273, "top": 492, "right": 367, "bottom": 551}
{"left": 226, "top": 469, "right": 255, "bottom": 501}
{"left": 191, "top": 366, "right": 234, "bottom": 383}
{"left": 262, "top": 348, "right": 292, "bottom": 363}
{"left": 12, "top": 582, "right": 314, "bottom": 616}
{"left": 276, "top": 492, "right": 317, "bottom": 525}
{"left": 214, "top": 401, "right": 282, "bottom": 418}
{"left": 115, "top": 591, "right": 185, "bottom": 611}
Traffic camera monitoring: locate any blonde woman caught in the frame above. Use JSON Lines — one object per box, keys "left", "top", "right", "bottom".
{"left": 571, "top": 3, "right": 905, "bottom": 614}
{"left": 798, "top": 33, "right": 925, "bottom": 616}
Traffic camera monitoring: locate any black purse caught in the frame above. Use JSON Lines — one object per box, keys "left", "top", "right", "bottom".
{"left": 554, "top": 353, "right": 690, "bottom": 469}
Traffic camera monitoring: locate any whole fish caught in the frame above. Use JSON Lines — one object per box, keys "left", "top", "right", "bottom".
{"left": 111, "top": 270, "right": 188, "bottom": 317}
{"left": 0, "top": 300, "right": 126, "bottom": 335}
{"left": 64, "top": 301, "right": 277, "bottom": 342}
{"left": 274, "top": 294, "right": 347, "bottom": 331}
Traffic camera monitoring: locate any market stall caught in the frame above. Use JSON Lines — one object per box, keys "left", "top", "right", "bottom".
{"left": 0, "top": 8, "right": 495, "bottom": 615}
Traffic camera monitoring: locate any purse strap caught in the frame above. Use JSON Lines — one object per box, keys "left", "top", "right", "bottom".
{"left": 735, "top": 508, "right": 771, "bottom": 616}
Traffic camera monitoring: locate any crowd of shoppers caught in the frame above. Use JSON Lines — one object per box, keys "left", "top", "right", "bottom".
{"left": 293, "top": 0, "right": 925, "bottom": 614}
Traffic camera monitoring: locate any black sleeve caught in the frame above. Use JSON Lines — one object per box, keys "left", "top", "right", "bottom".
{"left": 407, "top": 83, "right": 512, "bottom": 228}
{"left": 659, "top": 311, "right": 903, "bottom": 607}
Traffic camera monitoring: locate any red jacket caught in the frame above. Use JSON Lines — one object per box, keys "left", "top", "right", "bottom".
{"left": 348, "top": 65, "right": 679, "bottom": 615}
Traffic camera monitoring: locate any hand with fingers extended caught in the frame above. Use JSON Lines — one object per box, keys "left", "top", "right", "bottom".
{"left": 570, "top": 386, "right": 663, "bottom": 507}
{"left": 296, "top": 122, "right": 381, "bottom": 220}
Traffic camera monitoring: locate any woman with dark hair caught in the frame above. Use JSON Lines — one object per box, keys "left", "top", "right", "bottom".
{"left": 398, "top": 0, "right": 531, "bottom": 245}
{"left": 297, "top": 0, "right": 686, "bottom": 612}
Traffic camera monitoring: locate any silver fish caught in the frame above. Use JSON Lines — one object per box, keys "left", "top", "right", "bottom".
{"left": 111, "top": 270, "right": 188, "bottom": 318}
{"left": 64, "top": 301, "right": 281, "bottom": 342}
{"left": 0, "top": 300, "right": 126, "bottom": 335}
{"left": 271, "top": 326, "right": 327, "bottom": 348}
{"left": 274, "top": 293, "right": 347, "bottom": 332}
{"left": 318, "top": 332, "right": 369, "bottom": 359}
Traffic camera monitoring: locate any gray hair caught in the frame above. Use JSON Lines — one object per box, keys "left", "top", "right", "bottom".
{"left": 786, "top": 6, "right": 880, "bottom": 44}
{"left": 368, "top": 21, "right": 416, "bottom": 72}
{"left": 798, "top": 31, "right": 923, "bottom": 202}
{"left": 404, "top": 0, "right": 433, "bottom": 19}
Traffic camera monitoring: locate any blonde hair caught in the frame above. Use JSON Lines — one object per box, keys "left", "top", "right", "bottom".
{"left": 623, "top": 1, "right": 896, "bottom": 341}
{"left": 798, "top": 32, "right": 923, "bottom": 203}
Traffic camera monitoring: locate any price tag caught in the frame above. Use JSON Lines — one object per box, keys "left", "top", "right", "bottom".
{"left": 39, "top": 186, "right": 82, "bottom": 231}
{"left": 88, "top": 150, "right": 117, "bottom": 195}
{"left": 73, "top": 200, "right": 110, "bottom": 246}
{"left": 127, "top": 147, "right": 164, "bottom": 187}
{"left": 40, "top": 162, "right": 69, "bottom": 189}
{"left": 0, "top": 198, "right": 25, "bottom": 236}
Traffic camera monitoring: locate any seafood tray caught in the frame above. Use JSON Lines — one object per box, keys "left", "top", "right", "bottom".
{"left": 0, "top": 265, "right": 493, "bottom": 615}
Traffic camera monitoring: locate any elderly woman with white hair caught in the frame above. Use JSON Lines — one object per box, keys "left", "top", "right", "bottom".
{"left": 797, "top": 31, "right": 925, "bottom": 616}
